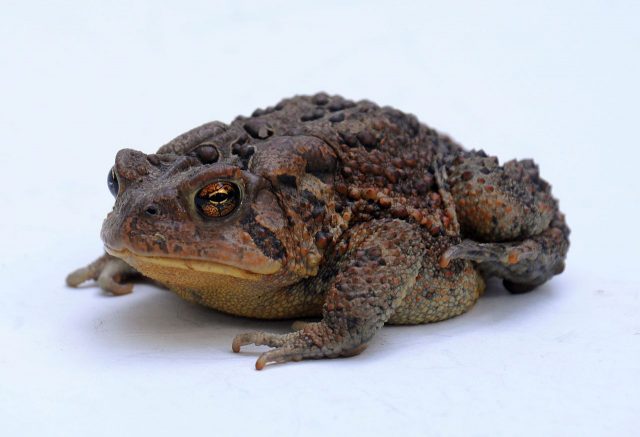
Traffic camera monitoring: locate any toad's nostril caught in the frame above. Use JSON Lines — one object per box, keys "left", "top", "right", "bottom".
{"left": 145, "top": 205, "right": 159, "bottom": 216}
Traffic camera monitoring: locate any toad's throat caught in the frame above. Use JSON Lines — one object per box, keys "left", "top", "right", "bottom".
{"left": 104, "top": 246, "right": 278, "bottom": 280}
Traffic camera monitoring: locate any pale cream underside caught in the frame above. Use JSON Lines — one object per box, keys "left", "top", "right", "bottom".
{"left": 103, "top": 246, "right": 323, "bottom": 318}
{"left": 105, "top": 246, "right": 274, "bottom": 280}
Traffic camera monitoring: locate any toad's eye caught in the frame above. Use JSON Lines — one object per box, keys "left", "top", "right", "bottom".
{"left": 195, "top": 181, "right": 240, "bottom": 218}
{"left": 107, "top": 167, "right": 119, "bottom": 197}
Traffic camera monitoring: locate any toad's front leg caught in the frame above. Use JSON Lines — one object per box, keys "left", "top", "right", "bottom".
{"left": 66, "top": 252, "right": 140, "bottom": 295}
{"left": 233, "top": 219, "right": 425, "bottom": 370}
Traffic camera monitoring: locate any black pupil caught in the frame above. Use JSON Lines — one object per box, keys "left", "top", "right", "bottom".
{"left": 211, "top": 192, "right": 228, "bottom": 202}
{"left": 107, "top": 168, "right": 119, "bottom": 197}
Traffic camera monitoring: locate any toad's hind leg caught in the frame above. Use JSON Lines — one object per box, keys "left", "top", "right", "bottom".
{"left": 389, "top": 251, "right": 485, "bottom": 325}
{"left": 444, "top": 152, "right": 569, "bottom": 292}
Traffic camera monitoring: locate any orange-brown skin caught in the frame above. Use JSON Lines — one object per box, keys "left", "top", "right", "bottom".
{"left": 67, "top": 93, "right": 569, "bottom": 369}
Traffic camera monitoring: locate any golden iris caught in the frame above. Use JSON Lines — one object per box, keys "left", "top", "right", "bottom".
{"left": 195, "top": 182, "right": 240, "bottom": 217}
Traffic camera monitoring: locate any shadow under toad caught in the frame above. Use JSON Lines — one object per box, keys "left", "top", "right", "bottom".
{"left": 84, "top": 275, "right": 562, "bottom": 364}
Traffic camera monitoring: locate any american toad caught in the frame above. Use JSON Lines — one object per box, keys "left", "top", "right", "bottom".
{"left": 67, "top": 93, "right": 569, "bottom": 369}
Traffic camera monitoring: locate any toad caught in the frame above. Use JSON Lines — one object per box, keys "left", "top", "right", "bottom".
{"left": 67, "top": 93, "right": 569, "bottom": 369}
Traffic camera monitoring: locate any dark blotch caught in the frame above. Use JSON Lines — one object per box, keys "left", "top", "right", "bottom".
{"left": 346, "top": 317, "right": 359, "bottom": 331}
{"left": 311, "top": 204, "right": 325, "bottom": 218}
{"left": 302, "top": 189, "right": 324, "bottom": 211}
{"left": 277, "top": 174, "right": 297, "bottom": 188}
{"left": 241, "top": 210, "right": 285, "bottom": 260}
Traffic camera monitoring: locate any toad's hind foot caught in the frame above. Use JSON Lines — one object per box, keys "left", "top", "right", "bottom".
{"left": 441, "top": 213, "right": 569, "bottom": 293}
{"left": 232, "top": 323, "right": 369, "bottom": 370}
{"left": 66, "top": 253, "right": 140, "bottom": 295}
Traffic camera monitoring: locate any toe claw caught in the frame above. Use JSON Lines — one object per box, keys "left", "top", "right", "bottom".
{"left": 232, "top": 332, "right": 260, "bottom": 352}
{"left": 233, "top": 327, "right": 332, "bottom": 369}
{"left": 232, "top": 334, "right": 249, "bottom": 353}
{"left": 255, "top": 354, "right": 267, "bottom": 370}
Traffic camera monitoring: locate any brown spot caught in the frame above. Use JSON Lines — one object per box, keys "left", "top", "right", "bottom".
{"left": 384, "top": 168, "right": 398, "bottom": 183}
{"left": 363, "top": 188, "right": 377, "bottom": 201}
{"left": 360, "top": 163, "right": 372, "bottom": 173}
{"left": 370, "top": 164, "right": 383, "bottom": 176}
{"left": 391, "top": 158, "right": 403, "bottom": 168}
{"left": 410, "top": 209, "right": 423, "bottom": 222}
{"left": 335, "top": 183, "right": 348, "bottom": 195}
{"left": 378, "top": 197, "right": 392, "bottom": 208}
{"left": 348, "top": 187, "right": 361, "bottom": 200}
{"left": 508, "top": 252, "right": 519, "bottom": 265}
{"left": 390, "top": 205, "right": 408, "bottom": 218}
{"left": 315, "top": 231, "right": 332, "bottom": 249}
{"left": 404, "top": 158, "right": 418, "bottom": 168}
{"left": 429, "top": 224, "right": 442, "bottom": 236}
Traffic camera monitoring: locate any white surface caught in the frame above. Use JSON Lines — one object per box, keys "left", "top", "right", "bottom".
{"left": 1, "top": 1, "right": 639, "bottom": 436}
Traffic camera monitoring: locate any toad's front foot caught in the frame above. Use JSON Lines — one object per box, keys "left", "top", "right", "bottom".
{"left": 232, "top": 323, "right": 368, "bottom": 370}
{"left": 66, "top": 253, "right": 139, "bottom": 295}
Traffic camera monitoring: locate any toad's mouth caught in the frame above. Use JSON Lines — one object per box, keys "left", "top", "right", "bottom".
{"left": 104, "top": 246, "right": 278, "bottom": 280}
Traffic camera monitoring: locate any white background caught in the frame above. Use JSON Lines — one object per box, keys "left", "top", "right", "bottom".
{"left": 1, "top": 1, "right": 639, "bottom": 436}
